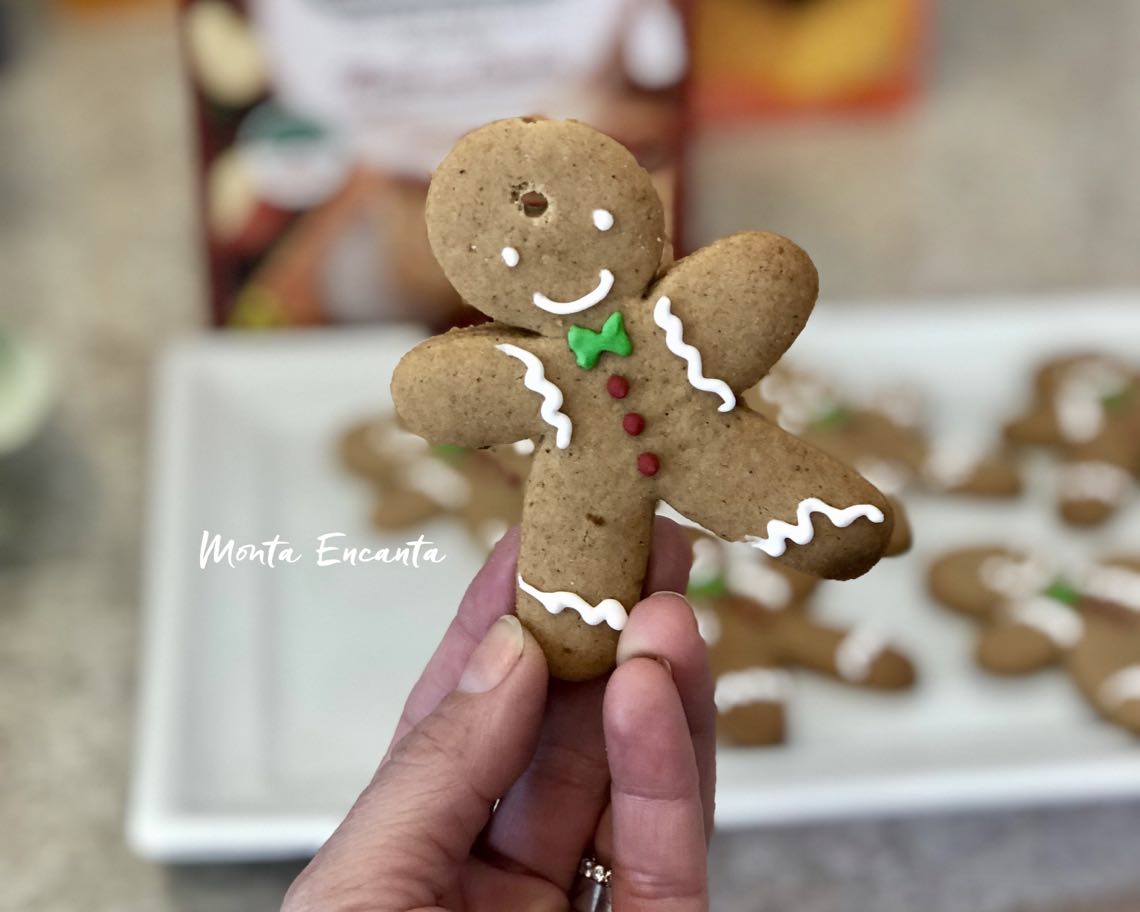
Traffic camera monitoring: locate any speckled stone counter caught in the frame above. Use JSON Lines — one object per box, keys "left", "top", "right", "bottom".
{"left": 2, "top": 3, "right": 1140, "bottom": 910}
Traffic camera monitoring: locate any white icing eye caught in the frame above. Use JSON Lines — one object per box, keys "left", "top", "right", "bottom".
{"left": 592, "top": 209, "right": 614, "bottom": 231}
{"left": 501, "top": 246, "right": 520, "bottom": 268}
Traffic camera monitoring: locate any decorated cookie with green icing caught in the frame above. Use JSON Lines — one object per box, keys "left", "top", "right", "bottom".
{"left": 392, "top": 117, "right": 895, "bottom": 680}
{"left": 930, "top": 545, "right": 1140, "bottom": 737}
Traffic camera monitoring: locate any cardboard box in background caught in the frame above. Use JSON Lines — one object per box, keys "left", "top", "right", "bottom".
{"left": 180, "top": 0, "right": 688, "bottom": 329}
{"left": 690, "top": 0, "right": 927, "bottom": 120}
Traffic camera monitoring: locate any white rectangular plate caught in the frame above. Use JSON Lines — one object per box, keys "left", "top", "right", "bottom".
{"left": 129, "top": 295, "right": 1140, "bottom": 860}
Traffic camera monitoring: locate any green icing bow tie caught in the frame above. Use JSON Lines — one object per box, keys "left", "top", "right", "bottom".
{"left": 567, "top": 311, "right": 632, "bottom": 370}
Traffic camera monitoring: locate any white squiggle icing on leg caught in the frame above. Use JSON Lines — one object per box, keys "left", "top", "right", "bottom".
{"left": 745, "top": 498, "right": 885, "bottom": 557}
{"left": 1099, "top": 665, "right": 1140, "bottom": 709}
{"left": 835, "top": 626, "right": 888, "bottom": 682}
{"left": 1005, "top": 596, "right": 1084, "bottom": 648}
{"left": 715, "top": 667, "right": 793, "bottom": 712}
{"left": 518, "top": 575, "right": 628, "bottom": 631}
{"left": 653, "top": 296, "right": 736, "bottom": 412}
{"left": 1058, "top": 461, "right": 1132, "bottom": 504}
{"left": 496, "top": 344, "right": 573, "bottom": 449}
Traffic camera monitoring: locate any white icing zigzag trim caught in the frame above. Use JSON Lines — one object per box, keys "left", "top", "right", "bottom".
{"left": 518, "top": 575, "right": 629, "bottom": 631}
{"left": 1006, "top": 596, "right": 1084, "bottom": 649}
{"left": 496, "top": 343, "right": 573, "bottom": 449}
{"left": 653, "top": 296, "right": 736, "bottom": 412}
{"left": 1099, "top": 665, "right": 1140, "bottom": 709}
{"left": 746, "top": 497, "right": 885, "bottom": 557}
{"left": 715, "top": 667, "right": 792, "bottom": 712}
{"left": 835, "top": 626, "right": 888, "bottom": 682}
{"left": 533, "top": 269, "right": 614, "bottom": 315}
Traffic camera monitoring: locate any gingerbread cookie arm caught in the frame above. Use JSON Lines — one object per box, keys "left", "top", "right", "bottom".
{"left": 701, "top": 601, "right": 790, "bottom": 746}
{"left": 648, "top": 231, "right": 819, "bottom": 396}
{"left": 659, "top": 410, "right": 893, "bottom": 580}
{"left": 392, "top": 326, "right": 566, "bottom": 449}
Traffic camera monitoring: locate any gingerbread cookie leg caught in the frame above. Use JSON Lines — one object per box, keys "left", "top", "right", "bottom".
{"left": 659, "top": 410, "right": 893, "bottom": 580}
{"left": 517, "top": 446, "right": 657, "bottom": 681}
{"left": 773, "top": 613, "right": 915, "bottom": 689}
{"left": 696, "top": 600, "right": 791, "bottom": 746}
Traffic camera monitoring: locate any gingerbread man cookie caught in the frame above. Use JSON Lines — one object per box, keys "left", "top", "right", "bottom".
{"left": 931, "top": 545, "right": 1140, "bottom": 736}
{"left": 689, "top": 534, "right": 914, "bottom": 746}
{"left": 339, "top": 414, "right": 530, "bottom": 551}
{"left": 1005, "top": 352, "right": 1140, "bottom": 527}
{"left": 391, "top": 117, "right": 895, "bottom": 680}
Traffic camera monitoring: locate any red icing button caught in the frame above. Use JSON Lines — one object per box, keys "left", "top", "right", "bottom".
{"left": 637, "top": 452, "right": 660, "bottom": 476}
{"left": 623, "top": 412, "right": 645, "bottom": 436}
{"left": 607, "top": 375, "right": 630, "bottom": 399}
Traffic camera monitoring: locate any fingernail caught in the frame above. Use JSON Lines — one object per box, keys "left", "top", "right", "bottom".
{"left": 457, "top": 615, "right": 525, "bottom": 694}
{"left": 616, "top": 591, "right": 693, "bottom": 666}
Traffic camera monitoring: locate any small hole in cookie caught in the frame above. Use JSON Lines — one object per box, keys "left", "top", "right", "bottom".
{"left": 520, "top": 191, "right": 548, "bottom": 217}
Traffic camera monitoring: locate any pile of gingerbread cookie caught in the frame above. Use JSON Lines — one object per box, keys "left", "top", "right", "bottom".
{"left": 337, "top": 348, "right": 1140, "bottom": 745}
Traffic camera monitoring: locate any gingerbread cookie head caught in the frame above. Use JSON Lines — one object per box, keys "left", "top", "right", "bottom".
{"left": 425, "top": 117, "right": 666, "bottom": 336}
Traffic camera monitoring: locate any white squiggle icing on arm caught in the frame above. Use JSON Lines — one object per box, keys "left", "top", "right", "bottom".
{"left": 653, "top": 296, "right": 736, "bottom": 412}
{"left": 835, "top": 626, "right": 888, "bottom": 682}
{"left": 496, "top": 343, "right": 573, "bottom": 449}
{"left": 1005, "top": 596, "right": 1084, "bottom": 648}
{"left": 1099, "top": 665, "right": 1140, "bottom": 709}
{"left": 715, "top": 667, "right": 793, "bottom": 712}
{"left": 745, "top": 498, "right": 885, "bottom": 557}
{"left": 518, "top": 575, "right": 628, "bottom": 631}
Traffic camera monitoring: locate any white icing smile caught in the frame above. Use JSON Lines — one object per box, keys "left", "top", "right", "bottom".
{"left": 533, "top": 269, "right": 614, "bottom": 315}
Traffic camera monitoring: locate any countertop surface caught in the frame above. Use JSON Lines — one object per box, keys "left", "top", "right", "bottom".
{"left": 3, "top": 3, "right": 1140, "bottom": 910}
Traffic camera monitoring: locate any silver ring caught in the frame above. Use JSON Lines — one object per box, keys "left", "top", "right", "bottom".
{"left": 570, "top": 856, "right": 613, "bottom": 912}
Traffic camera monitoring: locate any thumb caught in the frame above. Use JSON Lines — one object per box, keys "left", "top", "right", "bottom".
{"left": 286, "top": 615, "right": 549, "bottom": 911}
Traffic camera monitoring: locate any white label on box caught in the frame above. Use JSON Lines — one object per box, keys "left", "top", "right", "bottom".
{"left": 250, "top": 0, "right": 632, "bottom": 175}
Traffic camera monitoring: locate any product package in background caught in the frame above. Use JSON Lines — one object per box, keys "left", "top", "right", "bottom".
{"left": 690, "top": 0, "right": 928, "bottom": 120}
{"left": 180, "top": 0, "right": 688, "bottom": 330}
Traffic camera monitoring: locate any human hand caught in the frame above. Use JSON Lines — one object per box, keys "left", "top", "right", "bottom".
{"left": 283, "top": 518, "right": 714, "bottom": 911}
